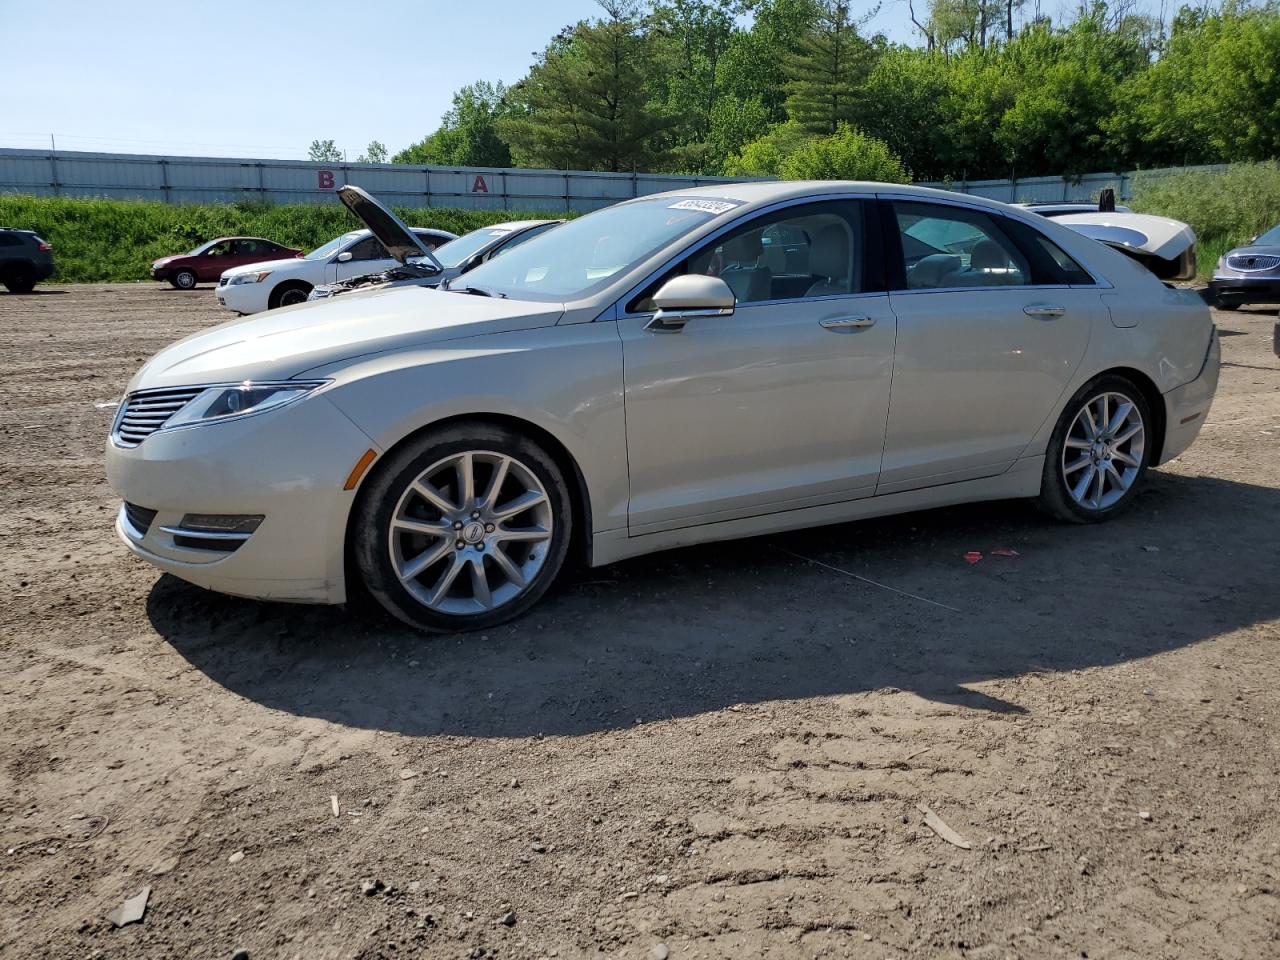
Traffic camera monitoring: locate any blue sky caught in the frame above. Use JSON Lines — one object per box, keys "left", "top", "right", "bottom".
{"left": 2, "top": 0, "right": 1045, "bottom": 160}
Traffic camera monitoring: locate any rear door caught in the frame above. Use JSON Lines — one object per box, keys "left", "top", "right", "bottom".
{"left": 877, "top": 197, "right": 1102, "bottom": 494}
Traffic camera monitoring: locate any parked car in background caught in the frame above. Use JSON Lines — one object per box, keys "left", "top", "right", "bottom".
{"left": 151, "top": 237, "right": 302, "bottom": 290}
{"left": 0, "top": 227, "right": 54, "bottom": 293}
{"left": 1209, "top": 223, "right": 1280, "bottom": 310}
{"left": 216, "top": 222, "right": 456, "bottom": 314}
{"left": 309, "top": 187, "right": 562, "bottom": 302}
{"left": 107, "top": 181, "right": 1218, "bottom": 632}
{"left": 1017, "top": 201, "right": 1133, "bottom": 218}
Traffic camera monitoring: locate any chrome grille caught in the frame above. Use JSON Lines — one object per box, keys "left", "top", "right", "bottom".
{"left": 113, "top": 387, "right": 203, "bottom": 447}
{"left": 1226, "top": 253, "right": 1280, "bottom": 272}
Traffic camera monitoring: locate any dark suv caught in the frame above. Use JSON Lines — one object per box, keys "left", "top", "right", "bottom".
{"left": 0, "top": 228, "right": 54, "bottom": 293}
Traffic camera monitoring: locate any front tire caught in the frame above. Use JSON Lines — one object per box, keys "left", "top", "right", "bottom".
{"left": 269, "top": 281, "right": 312, "bottom": 308}
{"left": 171, "top": 268, "right": 197, "bottom": 290}
{"left": 1037, "top": 374, "right": 1152, "bottom": 523}
{"left": 352, "top": 423, "right": 573, "bottom": 632}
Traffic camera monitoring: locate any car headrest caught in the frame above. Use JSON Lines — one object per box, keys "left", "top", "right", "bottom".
{"left": 810, "top": 224, "right": 849, "bottom": 279}
{"left": 722, "top": 232, "right": 762, "bottom": 264}
{"left": 970, "top": 239, "right": 1008, "bottom": 271}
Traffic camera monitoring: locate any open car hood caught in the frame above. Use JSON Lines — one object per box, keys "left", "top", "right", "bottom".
{"left": 337, "top": 184, "right": 443, "bottom": 271}
{"left": 1055, "top": 212, "right": 1197, "bottom": 282}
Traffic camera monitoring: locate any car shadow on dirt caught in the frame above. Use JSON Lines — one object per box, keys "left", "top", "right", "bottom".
{"left": 149, "top": 471, "right": 1280, "bottom": 738}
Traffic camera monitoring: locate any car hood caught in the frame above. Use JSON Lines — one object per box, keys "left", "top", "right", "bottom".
{"left": 1225, "top": 243, "right": 1280, "bottom": 259}
{"left": 128, "top": 286, "right": 564, "bottom": 391}
{"left": 152, "top": 255, "right": 181, "bottom": 268}
{"left": 221, "top": 256, "right": 309, "bottom": 278}
{"left": 339, "top": 184, "right": 443, "bottom": 270}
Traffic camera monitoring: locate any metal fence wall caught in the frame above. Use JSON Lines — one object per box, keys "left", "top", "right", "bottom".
{"left": 917, "top": 164, "right": 1228, "bottom": 203}
{"left": 0, "top": 148, "right": 1229, "bottom": 211}
{"left": 0, "top": 148, "right": 749, "bottom": 212}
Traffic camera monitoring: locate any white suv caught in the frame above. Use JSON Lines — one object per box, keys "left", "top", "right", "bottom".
{"left": 216, "top": 226, "right": 455, "bottom": 314}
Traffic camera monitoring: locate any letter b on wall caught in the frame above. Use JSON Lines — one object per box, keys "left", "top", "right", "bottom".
{"left": 318, "top": 170, "right": 335, "bottom": 190}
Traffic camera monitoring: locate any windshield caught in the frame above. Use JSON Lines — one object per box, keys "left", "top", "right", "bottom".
{"left": 1255, "top": 224, "right": 1280, "bottom": 245}
{"left": 305, "top": 232, "right": 363, "bottom": 260}
{"left": 454, "top": 198, "right": 739, "bottom": 302}
{"left": 431, "top": 227, "right": 513, "bottom": 269}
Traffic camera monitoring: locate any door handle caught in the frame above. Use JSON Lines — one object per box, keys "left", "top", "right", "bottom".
{"left": 819, "top": 315, "right": 876, "bottom": 331}
{"left": 1023, "top": 304, "right": 1066, "bottom": 318}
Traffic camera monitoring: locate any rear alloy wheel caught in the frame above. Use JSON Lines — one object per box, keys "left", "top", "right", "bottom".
{"left": 1037, "top": 375, "right": 1152, "bottom": 523}
{"left": 3, "top": 264, "right": 37, "bottom": 293}
{"left": 353, "top": 424, "right": 572, "bottom": 631}
{"left": 171, "top": 268, "right": 198, "bottom": 290}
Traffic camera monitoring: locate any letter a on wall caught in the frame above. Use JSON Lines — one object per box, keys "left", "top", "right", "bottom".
{"left": 472, "top": 175, "right": 489, "bottom": 194}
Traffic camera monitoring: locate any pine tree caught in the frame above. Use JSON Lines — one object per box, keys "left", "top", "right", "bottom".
{"left": 501, "top": 0, "right": 671, "bottom": 172}
{"left": 783, "top": 0, "right": 877, "bottom": 135}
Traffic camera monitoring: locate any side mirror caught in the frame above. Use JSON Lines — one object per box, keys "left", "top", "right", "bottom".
{"left": 335, "top": 251, "right": 353, "bottom": 263}
{"left": 646, "top": 274, "right": 736, "bottom": 333}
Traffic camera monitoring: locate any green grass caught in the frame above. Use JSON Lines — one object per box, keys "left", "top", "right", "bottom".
{"left": 0, "top": 195, "right": 568, "bottom": 283}
{"left": 1128, "top": 161, "right": 1280, "bottom": 279}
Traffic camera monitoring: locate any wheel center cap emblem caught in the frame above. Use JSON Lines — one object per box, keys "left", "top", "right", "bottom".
{"left": 462, "top": 521, "right": 486, "bottom": 544}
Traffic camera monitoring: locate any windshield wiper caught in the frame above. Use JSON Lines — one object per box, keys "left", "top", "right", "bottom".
{"left": 447, "top": 283, "right": 505, "bottom": 298}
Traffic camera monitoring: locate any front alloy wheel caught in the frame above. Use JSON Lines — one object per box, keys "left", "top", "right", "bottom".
{"left": 1038, "top": 375, "right": 1152, "bottom": 522}
{"left": 171, "top": 269, "right": 197, "bottom": 290}
{"left": 353, "top": 424, "right": 572, "bottom": 631}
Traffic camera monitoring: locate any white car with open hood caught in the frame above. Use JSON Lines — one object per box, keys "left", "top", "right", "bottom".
{"left": 107, "top": 181, "right": 1219, "bottom": 632}
{"left": 215, "top": 213, "right": 456, "bottom": 314}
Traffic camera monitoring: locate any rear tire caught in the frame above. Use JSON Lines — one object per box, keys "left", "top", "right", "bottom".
{"left": 3, "top": 264, "right": 37, "bottom": 293}
{"left": 171, "top": 268, "right": 198, "bottom": 290}
{"left": 269, "top": 281, "right": 312, "bottom": 309}
{"left": 1036, "top": 374, "right": 1153, "bottom": 524}
{"left": 352, "top": 423, "right": 573, "bottom": 632}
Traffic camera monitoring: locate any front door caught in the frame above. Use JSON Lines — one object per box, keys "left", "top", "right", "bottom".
{"left": 619, "top": 199, "right": 897, "bottom": 535}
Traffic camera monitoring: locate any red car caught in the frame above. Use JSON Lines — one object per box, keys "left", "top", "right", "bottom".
{"left": 151, "top": 237, "right": 302, "bottom": 290}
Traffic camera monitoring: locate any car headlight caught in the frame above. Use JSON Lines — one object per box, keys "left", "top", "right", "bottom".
{"left": 229, "top": 271, "right": 271, "bottom": 285}
{"left": 163, "top": 381, "right": 328, "bottom": 430}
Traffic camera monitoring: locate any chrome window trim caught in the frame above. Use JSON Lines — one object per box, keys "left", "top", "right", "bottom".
{"left": 877, "top": 191, "right": 1112, "bottom": 291}
{"left": 610, "top": 192, "right": 878, "bottom": 320}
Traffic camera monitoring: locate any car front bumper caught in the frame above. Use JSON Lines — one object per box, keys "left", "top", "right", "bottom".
{"left": 1158, "top": 326, "right": 1220, "bottom": 465}
{"left": 215, "top": 279, "right": 270, "bottom": 314}
{"left": 106, "top": 393, "right": 379, "bottom": 604}
{"left": 1209, "top": 275, "right": 1280, "bottom": 306}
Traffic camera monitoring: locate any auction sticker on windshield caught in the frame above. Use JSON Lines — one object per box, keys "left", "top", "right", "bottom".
{"left": 667, "top": 198, "right": 741, "bottom": 215}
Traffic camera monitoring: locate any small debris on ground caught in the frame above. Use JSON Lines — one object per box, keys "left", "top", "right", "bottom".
{"left": 107, "top": 886, "right": 150, "bottom": 927}
{"left": 531, "top": 842, "right": 547, "bottom": 853}
{"left": 1138, "top": 810, "right": 1153, "bottom": 821}
{"left": 361, "top": 879, "right": 385, "bottom": 896}
{"left": 917, "top": 803, "right": 972, "bottom": 849}
{"left": 330, "top": 795, "right": 340, "bottom": 818}
{"left": 231, "top": 950, "right": 250, "bottom": 960}
{"left": 499, "top": 910, "right": 517, "bottom": 926}
{"left": 227, "top": 851, "right": 245, "bottom": 864}
{"left": 399, "top": 769, "right": 419, "bottom": 780}
{"left": 649, "top": 944, "right": 670, "bottom": 960}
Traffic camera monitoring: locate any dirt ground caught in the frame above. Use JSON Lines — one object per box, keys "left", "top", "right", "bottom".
{"left": 1, "top": 283, "right": 1278, "bottom": 960}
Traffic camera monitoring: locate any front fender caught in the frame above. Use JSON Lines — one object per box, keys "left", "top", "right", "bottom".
{"left": 311, "top": 322, "right": 629, "bottom": 534}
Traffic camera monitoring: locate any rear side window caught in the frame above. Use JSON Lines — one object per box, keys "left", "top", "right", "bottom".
{"left": 892, "top": 201, "right": 1030, "bottom": 289}
{"left": 1000, "top": 218, "right": 1096, "bottom": 284}
{"left": 0, "top": 234, "right": 25, "bottom": 247}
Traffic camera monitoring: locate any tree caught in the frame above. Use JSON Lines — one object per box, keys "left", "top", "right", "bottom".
{"left": 783, "top": 0, "right": 880, "bottom": 135}
{"left": 395, "top": 81, "right": 515, "bottom": 167}
{"left": 777, "top": 123, "right": 910, "bottom": 181}
{"left": 356, "top": 141, "right": 388, "bottom": 164}
{"left": 722, "top": 120, "right": 810, "bottom": 174}
{"left": 501, "top": 0, "right": 672, "bottom": 171}
{"left": 307, "top": 139, "right": 343, "bottom": 163}
{"left": 857, "top": 46, "right": 958, "bottom": 180}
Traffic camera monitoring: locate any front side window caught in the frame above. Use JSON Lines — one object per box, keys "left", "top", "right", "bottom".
{"left": 203, "top": 240, "right": 234, "bottom": 257}
{"left": 894, "top": 202, "right": 1029, "bottom": 290}
{"left": 630, "top": 200, "right": 867, "bottom": 311}
{"left": 347, "top": 236, "right": 389, "bottom": 261}
{"left": 454, "top": 196, "right": 744, "bottom": 302}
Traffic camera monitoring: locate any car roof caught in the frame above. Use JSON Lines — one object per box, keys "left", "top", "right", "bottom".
{"left": 478, "top": 219, "right": 562, "bottom": 232}
{"left": 0, "top": 227, "right": 36, "bottom": 234}
{"left": 628, "top": 180, "right": 1036, "bottom": 217}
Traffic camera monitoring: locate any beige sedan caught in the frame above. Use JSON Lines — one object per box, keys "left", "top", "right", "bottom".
{"left": 106, "top": 181, "right": 1219, "bottom": 631}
